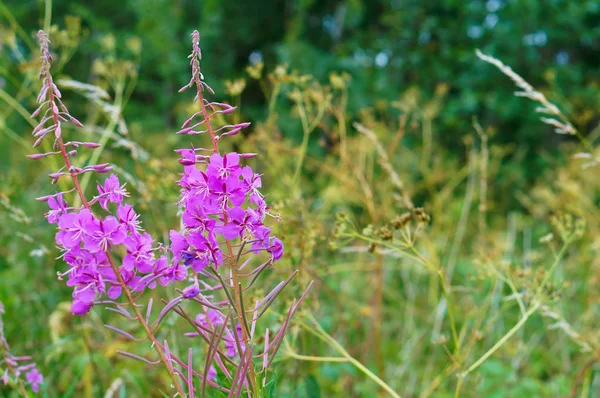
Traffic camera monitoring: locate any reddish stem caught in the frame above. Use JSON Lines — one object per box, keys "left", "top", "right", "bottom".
{"left": 195, "top": 78, "right": 219, "bottom": 154}
{"left": 44, "top": 68, "right": 187, "bottom": 397}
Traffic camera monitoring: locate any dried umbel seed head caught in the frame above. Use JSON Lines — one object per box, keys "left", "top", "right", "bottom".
{"left": 375, "top": 225, "right": 393, "bottom": 241}
{"left": 550, "top": 213, "right": 585, "bottom": 242}
{"left": 413, "top": 207, "right": 431, "bottom": 224}
{"left": 332, "top": 223, "right": 347, "bottom": 240}
{"left": 391, "top": 212, "right": 412, "bottom": 229}
{"left": 336, "top": 213, "right": 348, "bottom": 222}
{"left": 368, "top": 242, "right": 377, "bottom": 253}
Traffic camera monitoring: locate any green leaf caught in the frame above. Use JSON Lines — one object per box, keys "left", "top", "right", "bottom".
{"left": 304, "top": 375, "right": 321, "bottom": 398}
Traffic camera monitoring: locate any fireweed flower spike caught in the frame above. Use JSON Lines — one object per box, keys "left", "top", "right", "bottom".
{"left": 0, "top": 302, "right": 43, "bottom": 394}
{"left": 30, "top": 31, "right": 188, "bottom": 396}
{"left": 28, "top": 29, "right": 311, "bottom": 396}
{"left": 171, "top": 30, "right": 313, "bottom": 395}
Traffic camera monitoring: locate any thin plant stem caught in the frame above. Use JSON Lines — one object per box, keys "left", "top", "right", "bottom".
{"left": 43, "top": 0, "right": 52, "bottom": 33}
{"left": 42, "top": 56, "right": 187, "bottom": 394}
{"left": 294, "top": 315, "right": 401, "bottom": 398}
{"left": 284, "top": 351, "right": 352, "bottom": 362}
{"left": 293, "top": 97, "right": 311, "bottom": 183}
{"left": 462, "top": 240, "right": 571, "bottom": 378}
{"left": 462, "top": 302, "right": 540, "bottom": 377}
{"left": 292, "top": 95, "right": 327, "bottom": 183}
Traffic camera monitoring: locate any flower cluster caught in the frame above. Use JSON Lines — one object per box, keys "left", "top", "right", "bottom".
{"left": 25, "top": 28, "right": 312, "bottom": 397}
{"left": 42, "top": 175, "right": 185, "bottom": 315}
{"left": 0, "top": 302, "right": 43, "bottom": 393}
{"left": 29, "top": 31, "right": 185, "bottom": 316}
{"left": 157, "top": 30, "right": 313, "bottom": 393}
{"left": 170, "top": 30, "right": 283, "bottom": 275}
{"left": 170, "top": 151, "right": 284, "bottom": 273}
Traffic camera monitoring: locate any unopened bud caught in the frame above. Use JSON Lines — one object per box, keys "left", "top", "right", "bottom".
{"left": 92, "top": 163, "right": 112, "bottom": 173}
{"left": 70, "top": 116, "right": 84, "bottom": 127}
{"left": 33, "top": 136, "right": 45, "bottom": 148}
{"left": 30, "top": 103, "right": 45, "bottom": 118}
{"left": 225, "top": 127, "right": 241, "bottom": 136}
{"left": 182, "top": 285, "right": 200, "bottom": 299}
{"left": 27, "top": 152, "right": 55, "bottom": 160}
{"left": 177, "top": 127, "right": 194, "bottom": 135}
{"left": 81, "top": 142, "right": 101, "bottom": 148}
{"left": 178, "top": 158, "right": 196, "bottom": 166}
{"left": 221, "top": 104, "right": 236, "bottom": 114}
{"left": 33, "top": 127, "right": 49, "bottom": 137}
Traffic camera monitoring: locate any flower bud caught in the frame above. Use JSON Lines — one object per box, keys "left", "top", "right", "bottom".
{"left": 27, "top": 152, "right": 55, "bottom": 160}
{"left": 70, "top": 116, "right": 84, "bottom": 127}
{"left": 81, "top": 142, "right": 101, "bottom": 148}
{"left": 33, "top": 136, "right": 45, "bottom": 148}
{"left": 182, "top": 285, "right": 200, "bottom": 299}
{"left": 177, "top": 127, "right": 194, "bottom": 135}
{"left": 92, "top": 163, "right": 112, "bottom": 173}
{"left": 30, "top": 103, "right": 45, "bottom": 118}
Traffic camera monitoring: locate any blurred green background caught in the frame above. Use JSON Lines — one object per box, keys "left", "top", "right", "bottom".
{"left": 3, "top": 0, "right": 600, "bottom": 159}
{"left": 1, "top": 0, "right": 600, "bottom": 397}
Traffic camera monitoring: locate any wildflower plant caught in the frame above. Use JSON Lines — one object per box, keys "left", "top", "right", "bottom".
{"left": 27, "top": 29, "right": 312, "bottom": 396}
{"left": 0, "top": 302, "right": 44, "bottom": 395}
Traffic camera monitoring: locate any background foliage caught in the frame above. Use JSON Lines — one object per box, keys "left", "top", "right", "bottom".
{"left": 1, "top": 0, "right": 599, "bottom": 397}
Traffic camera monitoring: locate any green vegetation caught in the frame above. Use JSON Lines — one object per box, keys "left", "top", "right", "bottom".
{"left": 1, "top": 1, "right": 599, "bottom": 397}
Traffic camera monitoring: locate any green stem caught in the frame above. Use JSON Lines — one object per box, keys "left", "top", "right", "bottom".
{"left": 463, "top": 239, "right": 571, "bottom": 377}
{"left": 438, "top": 271, "right": 461, "bottom": 363}
{"left": 43, "top": 0, "right": 52, "bottom": 33}
{"left": 293, "top": 97, "right": 311, "bottom": 183}
{"left": 300, "top": 315, "right": 401, "bottom": 398}
{"left": 463, "top": 302, "right": 539, "bottom": 376}
{"left": 532, "top": 240, "right": 570, "bottom": 302}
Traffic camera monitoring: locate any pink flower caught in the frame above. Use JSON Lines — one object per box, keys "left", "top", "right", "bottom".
{"left": 206, "top": 152, "right": 241, "bottom": 178}
{"left": 97, "top": 174, "right": 128, "bottom": 210}
{"left": 46, "top": 193, "right": 67, "bottom": 224}
{"left": 56, "top": 209, "right": 94, "bottom": 248}
{"left": 25, "top": 368, "right": 43, "bottom": 392}
{"left": 83, "top": 216, "right": 126, "bottom": 252}
{"left": 268, "top": 238, "right": 284, "bottom": 261}
{"left": 117, "top": 204, "right": 141, "bottom": 234}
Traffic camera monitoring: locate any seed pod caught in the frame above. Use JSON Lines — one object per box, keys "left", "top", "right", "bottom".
{"left": 391, "top": 212, "right": 412, "bottom": 229}
{"left": 375, "top": 226, "right": 393, "bottom": 241}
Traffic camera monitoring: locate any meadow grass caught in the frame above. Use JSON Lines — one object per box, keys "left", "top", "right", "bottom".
{"left": 0, "top": 11, "right": 599, "bottom": 398}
